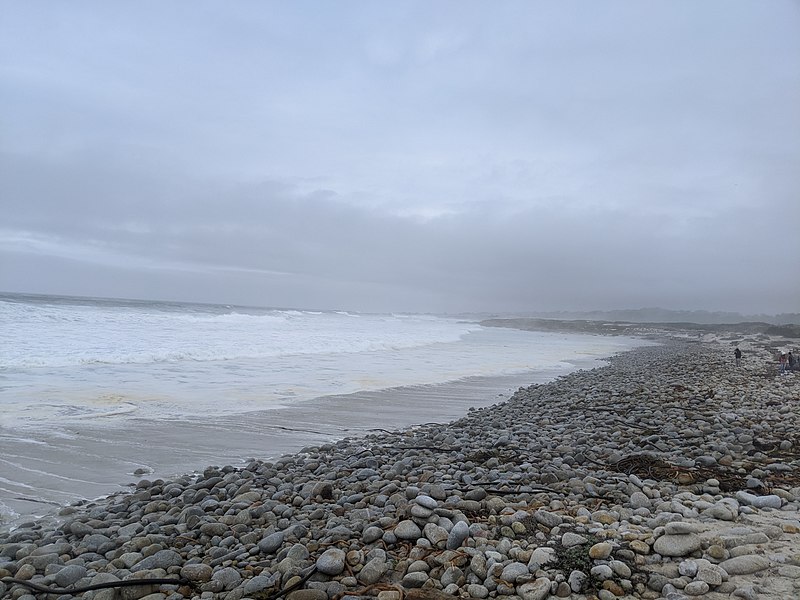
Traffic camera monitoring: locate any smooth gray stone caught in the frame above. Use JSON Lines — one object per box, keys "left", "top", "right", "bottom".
{"left": 653, "top": 534, "right": 701, "bottom": 557}
{"left": 394, "top": 520, "right": 422, "bottom": 540}
{"left": 719, "top": 554, "right": 770, "bottom": 575}
{"left": 180, "top": 563, "right": 213, "bottom": 582}
{"left": 18, "top": 553, "right": 62, "bottom": 572}
{"left": 54, "top": 564, "right": 87, "bottom": 587}
{"left": 721, "top": 532, "right": 770, "bottom": 548}
{"left": 440, "top": 565, "right": 463, "bottom": 587}
{"left": 590, "top": 564, "right": 613, "bottom": 580}
{"left": 286, "top": 590, "right": 328, "bottom": 600}
{"left": 470, "top": 553, "right": 488, "bottom": 579}
{"left": 630, "top": 491, "right": 651, "bottom": 509}
{"left": 647, "top": 572, "right": 669, "bottom": 592}
{"left": 83, "top": 534, "right": 112, "bottom": 552}
{"left": 517, "top": 578, "right": 551, "bottom": 600}
{"left": 401, "top": 571, "right": 428, "bottom": 588}
{"left": 130, "top": 549, "right": 182, "bottom": 572}
{"left": 609, "top": 560, "right": 630, "bottom": 578}
{"left": 777, "top": 565, "right": 800, "bottom": 578}
{"left": 316, "top": 548, "right": 346, "bottom": 576}
{"left": 212, "top": 566, "right": 242, "bottom": 590}
{"left": 684, "top": 580, "right": 710, "bottom": 596}
{"left": 467, "top": 584, "right": 489, "bottom": 598}
{"left": 244, "top": 573, "right": 280, "bottom": 595}
{"left": 568, "top": 570, "right": 587, "bottom": 593}
{"left": 446, "top": 520, "right": 469, "bottom": 550}
{"left": 423, "top": 523, "right": 449, "bottom": 546}
{"left": 357, "top": 557, "right": 387, "bottom": 584}
{"left": 696, "top": 566, "right": 723, "bottom": 586}
{"left": 69, "top": 522, "right": 94, "bottom": 537}
{"left": 361, "top": 526, "right": 383, "bottom": 543}
{"left": 735, "top": 491, "right": 782, "bottom": 509}
{"left": 664, "top": 522, "right": 704, "bottom": 535}
{"left": 561, "top": 532, "right": 587, "bottom": 547}
{"left": 500, "top": 561, "right": 529, "bottom": 582}
{"left": 415, "top": 495, "right": 438, "bottom": 509}
{"left": 534, "top": 509, "right": 562, "bottom": 528}
{"left": 410, "top": 504, "right": 433, "bottom": 518}
{"left": 258, "top": 531, "right": 285, "bottom": 554}
{"left": 199, "top": 522, "right": 228, "bottom": 536}
{"left": 528, "top": 547, "right": 557, "bottom": 569}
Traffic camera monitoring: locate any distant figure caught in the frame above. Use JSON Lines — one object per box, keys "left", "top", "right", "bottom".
{"left": 789, "top": 351, "right": 795, "bottom": 372}
{"left": 779, "top": 352, "right": 788, "bottom": 375}
{"left": 734, "top": 347, "right": 742, "bottom": 367}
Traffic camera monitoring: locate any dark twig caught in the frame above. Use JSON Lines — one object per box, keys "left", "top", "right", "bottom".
{"left": 263, "top": 565, "right": 317, "bottom": 600}
{"left": 483, "top": 486, "right": 557, "bottom": 495}
{"left": 2, "top": 576, "right": 188, "bottom": 595}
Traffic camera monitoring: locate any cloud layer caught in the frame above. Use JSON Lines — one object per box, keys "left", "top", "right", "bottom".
{"left": 2, "top": 1, "right": 799, "bottom": 313}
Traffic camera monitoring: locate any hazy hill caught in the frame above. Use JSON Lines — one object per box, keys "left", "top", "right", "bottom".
{"left": 516, "top": 308, "right": 800, "bottom": 325}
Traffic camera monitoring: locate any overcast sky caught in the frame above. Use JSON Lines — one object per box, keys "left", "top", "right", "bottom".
{"left": 1, "top": 1, "right": 798, "bottom": 314}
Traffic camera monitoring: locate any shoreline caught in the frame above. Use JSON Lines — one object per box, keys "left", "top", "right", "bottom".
{"left": 0, "top": 348, "right": 638, "bottom": 530}
{"left": 2, "top": 334, "right": 799, "bottom": 600}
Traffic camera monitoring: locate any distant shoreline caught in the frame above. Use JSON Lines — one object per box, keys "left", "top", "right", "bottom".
{"left": 481, "top": 316, "right": 800, "bottom": 339}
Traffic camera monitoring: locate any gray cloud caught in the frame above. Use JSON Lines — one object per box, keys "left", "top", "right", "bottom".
{"left": 1, "top": 1, "right": 799, "bottom": 314}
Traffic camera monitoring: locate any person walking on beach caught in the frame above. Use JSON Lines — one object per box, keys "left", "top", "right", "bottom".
{"left": 789, "top": 351, "right": 795, "bottom": 372}
{"left": 734, "top": 347, "right": 742, "bottom": 367}
{"left": 779, "top": 352, "right": 788, "bottom": 375}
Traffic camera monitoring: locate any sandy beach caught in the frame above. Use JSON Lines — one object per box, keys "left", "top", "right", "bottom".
{"left": 1, "top": 332, "right": 799, "bottom": 600}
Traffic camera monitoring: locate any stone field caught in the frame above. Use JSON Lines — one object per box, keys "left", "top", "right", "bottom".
{"left": 2, "top": 336, "right": 799, "bottom": 600}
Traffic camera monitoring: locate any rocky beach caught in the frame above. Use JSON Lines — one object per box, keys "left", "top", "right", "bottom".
{"left": 2, "top": 334, "right": 799, "bottom": 600}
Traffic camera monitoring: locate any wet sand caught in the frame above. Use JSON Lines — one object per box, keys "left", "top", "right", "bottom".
{"left": 1, "top": 363, "right": 604, "bottom": 529}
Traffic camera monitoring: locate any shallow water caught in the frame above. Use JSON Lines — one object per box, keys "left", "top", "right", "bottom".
{"left": 1, "top": 293, "right": 638, "bottom": 429}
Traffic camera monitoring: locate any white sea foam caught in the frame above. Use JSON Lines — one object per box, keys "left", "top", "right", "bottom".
{"left": 0, "top": 294, "right": 647, "bottom": 431}
{"left": 0, "top": 500, "right": 20, "bottom": 522}
{"left": 0, "top": 299, "right": 476, "bottom": 368}
{"left": 0, "top": 458, "right": 101, "bottom": 485}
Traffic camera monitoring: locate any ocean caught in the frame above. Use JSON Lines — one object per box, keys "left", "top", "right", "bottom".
{"left": 0, "top": 292, "right": 645, "bottom": 527}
